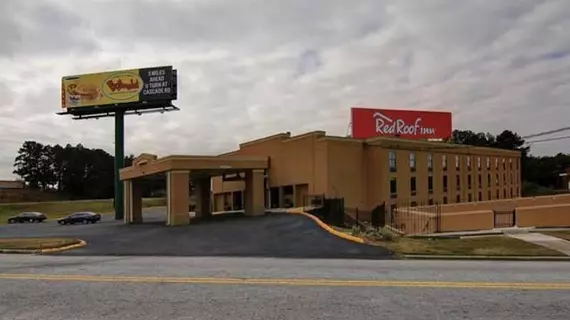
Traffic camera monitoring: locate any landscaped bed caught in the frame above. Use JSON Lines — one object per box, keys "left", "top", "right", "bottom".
{"left": 333, "top": 226, "right": 564, "bottom": 256}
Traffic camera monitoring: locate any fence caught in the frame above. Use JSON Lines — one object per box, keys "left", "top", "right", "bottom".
{"left": 346, "top": 200, "right": 442, "bottom": 235}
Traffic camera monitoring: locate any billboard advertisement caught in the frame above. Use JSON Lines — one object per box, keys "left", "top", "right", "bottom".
{"left": 351, "top": 107, "right": 452, "bottom": 140}
{"left": 61, "top": 66, "right": 176, "bottom": 109}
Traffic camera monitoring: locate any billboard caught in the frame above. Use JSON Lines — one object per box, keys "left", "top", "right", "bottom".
{"left": 351, "top": 107, "right": 452, "bottom": 140}
{"left": 61, "top": 66, "right": 176, "bottom": 109}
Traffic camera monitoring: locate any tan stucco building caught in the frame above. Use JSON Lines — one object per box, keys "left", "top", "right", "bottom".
{"left": 212, "top": 131, "right": 522, "bottom": 213}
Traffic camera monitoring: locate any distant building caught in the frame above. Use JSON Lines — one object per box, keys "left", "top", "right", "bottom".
{"left": 0, "top": 180, "right": 25, "bottom": 189}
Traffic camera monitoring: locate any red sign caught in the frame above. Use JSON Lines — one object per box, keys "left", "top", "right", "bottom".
{"left": 351, "top": 108, "right": 452, "bottom": 140}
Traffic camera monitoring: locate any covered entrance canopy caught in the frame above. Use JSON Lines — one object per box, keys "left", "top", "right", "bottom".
{"left": 120, "top": 153, "right": 268, "bottom": 226}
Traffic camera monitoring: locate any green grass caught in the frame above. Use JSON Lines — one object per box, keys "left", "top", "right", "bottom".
{"left": 334, "top": 226, "right": 563, "bottom": 256}
{"left": 0, "top": 198, "right": 166, "bottom": 224}
{"left": 0, "top": 238, "right": 80, "bottom": 250}
{"left": 542, "top": 231, "right": 570, "bottom": 242}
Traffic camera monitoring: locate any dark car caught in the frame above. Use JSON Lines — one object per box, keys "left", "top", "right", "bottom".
{"left": 7, "top": 212, "right": 47, "bottom": 224}
{"left": 57, "top": 212, "right": 101, "bottom": 225}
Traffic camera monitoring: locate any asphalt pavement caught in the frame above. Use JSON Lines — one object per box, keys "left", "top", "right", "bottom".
{"left": 0, "top": 207, "right": 392, "bottom": 259}
{"left": 1, "top": 255, "right": 569, "bottom": 320}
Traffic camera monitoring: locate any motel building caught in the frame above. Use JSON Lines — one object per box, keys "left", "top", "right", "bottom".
{"left": 120, "top": 108, "right": 529, "bottom": 227}
{"left": 210, "top": 130, "right": 521, "bottom": 214}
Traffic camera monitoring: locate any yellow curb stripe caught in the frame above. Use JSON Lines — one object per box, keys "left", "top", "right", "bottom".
{"left": 40, "top": 240, "right": 87, "bottom": 254}
{"left": 0, "top": 240, "right": 87, "bottom": 255}
{"left": 287, "top": 209, "right": 364, "bottom": 244}
{"left": 0, "top": 273, "right": 569, "bottom": 290}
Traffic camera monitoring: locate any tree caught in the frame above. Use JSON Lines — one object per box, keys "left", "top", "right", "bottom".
{"left": 13, "top": 141, "right": 46, "bottom": 189}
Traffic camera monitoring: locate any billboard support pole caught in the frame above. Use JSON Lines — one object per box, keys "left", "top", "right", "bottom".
{"left": 114, "top": 109, "right": 125, "bottom": 220}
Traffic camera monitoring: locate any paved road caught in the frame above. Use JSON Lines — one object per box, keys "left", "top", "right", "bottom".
{"left": 0, "top": 208, "right": 391, "bottom": 259}
{"left": 0, "top": 255, "right": 569, "bottom": 320}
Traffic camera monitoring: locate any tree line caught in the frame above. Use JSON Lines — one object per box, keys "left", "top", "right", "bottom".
{"left": 11, "top": 129, "right": 570, "bottom": 199}
{"left": 12, "top": 141, "right": 165, "bottom": 199}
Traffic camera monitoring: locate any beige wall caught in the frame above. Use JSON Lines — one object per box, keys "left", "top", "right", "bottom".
{"left": 211, "top": 131, "right": 522, "bottom": 213}
{"left": 0, "top": 180, "right": 24, "bottom": 189}
{"left": 517, "top": 204, "right": 570, "bottom": 228}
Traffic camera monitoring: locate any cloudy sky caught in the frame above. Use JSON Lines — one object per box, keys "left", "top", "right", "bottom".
{"left": 1, "top": 0, "right": 570, "bottom": 179}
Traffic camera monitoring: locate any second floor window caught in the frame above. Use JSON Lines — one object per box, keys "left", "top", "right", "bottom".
{"left": 390, "top": 178, "right": 397, "bottom": 197}
{"left": 409, "top": 153, "right": 416, "bottom": 172}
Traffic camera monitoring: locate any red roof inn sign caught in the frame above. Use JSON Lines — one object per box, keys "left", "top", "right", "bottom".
{"left": 351, "top": 107, "right": 452, "bottom": 140}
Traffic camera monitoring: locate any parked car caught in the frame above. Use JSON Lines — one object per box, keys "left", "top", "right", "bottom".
{"left": 57, "top": 212, "right": 101, "bottom": 225}
{"left": 7, "top": 212, "right": 47, "bottom": 224}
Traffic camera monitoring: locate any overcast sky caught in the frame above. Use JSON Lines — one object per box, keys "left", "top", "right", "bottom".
{"left": 1, "top": 0, "right": 570, "bottom": 179}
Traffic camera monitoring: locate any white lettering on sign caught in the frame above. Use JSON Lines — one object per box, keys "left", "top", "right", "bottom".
{"left": 373, "top": 112, "right": 436, "bottom": 136}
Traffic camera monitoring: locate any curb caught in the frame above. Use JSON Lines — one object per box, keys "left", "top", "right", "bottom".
{"left": 0, "top": 240, "right": 87, "bottom": 255}
{"left": 287, "top": 210, "right": 364, "bottom": 244}
{"left": 403, "top": 254, "right": 570, "bottom": 261}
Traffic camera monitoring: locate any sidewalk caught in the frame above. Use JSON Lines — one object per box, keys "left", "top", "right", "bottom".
{"left": 506, "top": 233, "right": 570, "bottom": 256}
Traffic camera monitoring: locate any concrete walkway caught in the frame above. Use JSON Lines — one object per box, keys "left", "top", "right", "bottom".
{"left": 506, "top": 233, "right": 570, "bottom": 256}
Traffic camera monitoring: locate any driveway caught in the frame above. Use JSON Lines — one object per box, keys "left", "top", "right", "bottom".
{"left": 0, "top": 207, "right": 392, "bottom": 259}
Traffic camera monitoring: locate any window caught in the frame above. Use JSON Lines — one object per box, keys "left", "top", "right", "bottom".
{"left": 487, "top": 173, "right": 491, "bottom": 187}
{"left": 503, "top": 173, "right": 506, "bottom": 184}
{"left": 390, "top": 178, "right": 397, "bottom": 198}
{"left": 496, "top": 190, "right": 500, "bottom": 199}
{"left": 478, "top": 192, "right": 482, "bottom": 201}
{"left": 468, "top": 194, "right": 472, "bottom": 202}
{"left": 442, "top": 155, "right": 447, "bottom": 171}
{"left": 516, "top": 159, "right": 519, "bottom": 170}
{"left": 389, "top": 151, "right": 397, "bottom": 172}
{"left": 428, "top": 176, "right": 433, "bottom": 193}
{"left": 495, "top": 158, "right": 499, "bottom": 169}
{"left": 456, "top": 175, "right": 461, "bottom": 191}
{"left": 510, "top": 174, "right": 513, "bottom": 184}
{"left": 503, "top": 189, "right": 507, "bottom": 199}
{"left": 409, "top": 153, "right": 416, "bottom": 172}
{"left": 443, "top": 197, "right": 448, "bottom": 204}
{"left": 455, "top": 155, "right": 460, "bottom": 170}
{"left": 428, "top": 199, "right": 434, "bottom": 205}
{"left": 496, "top": 173, "right": 499, "bottom": 186}
{"left": 410, "top": 177, "right": 417, "bottom": 195}
{"left": 486, "top": 157, "right": 490, "bottom": 169}
{"left": 502, "top": 158, "right": 506, "bottom": 170}
{"left": 478, "top": 174, "right": 482, "bottom": 188}
{"left": 467, "top": 156, "right": 471, "bottom": 170}
{"left": 443, "top": 175, "right": 448, "bottom": 192}
{"left": 477, "top": 157, "right": 481, "bottom": 170}
{"left": 468, "top": 175, "right": 472, "bottom": 189}
{"left": 510, "top": 188, "right": 513, "bottom": 198}
{"left": 411, "top": 201, "right": 418, "bottom": 207}
{"left": 488, "top": 190, "right": 491, "bottom": 200}
{"left": 509, "top": 159, "right": 513, "bottom": 170}
{"left": 427, "top": 154, "right": 433, "bottom": 172}
{"left": 456, "top": 195, "right": 461, "bottom": 203}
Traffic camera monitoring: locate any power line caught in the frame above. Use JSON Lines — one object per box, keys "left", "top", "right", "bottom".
{"left": 522, "top": 126, "right": 570, "bottom": 139}
{"left": 526, "top": 135, "right": 570, "bottom": 144}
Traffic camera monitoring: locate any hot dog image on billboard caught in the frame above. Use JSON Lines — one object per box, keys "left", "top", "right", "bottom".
{"left": 351, "top": 107, "right": 452, "bottom": 140}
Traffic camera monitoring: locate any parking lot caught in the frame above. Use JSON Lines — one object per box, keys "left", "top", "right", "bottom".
{"left": 0, "top": 207, "right": 393, "bottom": 259}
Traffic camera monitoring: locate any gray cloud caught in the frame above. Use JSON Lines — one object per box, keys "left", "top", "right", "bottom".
{"left": 1, "top": 0, "right": 570, "bottom": 179}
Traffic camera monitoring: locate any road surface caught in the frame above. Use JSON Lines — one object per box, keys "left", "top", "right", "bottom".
{"left": 0, "top": 208, "right": 392, "bottom": 259}
{"left": 1, "top": 255, "right": 569, "bottom": 320}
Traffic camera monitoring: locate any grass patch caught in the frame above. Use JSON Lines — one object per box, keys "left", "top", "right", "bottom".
{"left": 374, "top": 236, "right": 564, "bottom": 256}
{"left": 334, "top": 226, "right": 563, "bottom": 256}
{"left": 0, "top": 238, "right": 80, "bottom": 250}
{"left": 0, "top": 198, "right": 166, "bottom": 224}
{"left": 542, "top": 231, "right": 570, "bottom": 242}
